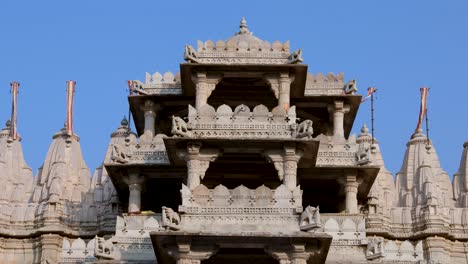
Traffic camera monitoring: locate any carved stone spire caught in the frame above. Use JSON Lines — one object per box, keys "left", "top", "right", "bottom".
{"left": 453, "top": 142, "right": 468, "bottom": 207}
{"left": 33, "top": 123, "right": 91, "bottom": 205}
{"left": 0, "top": 119, "right": 34, "bottom": 203}
{"left": 395, "top": 132, "right": 453, "bottom": 209}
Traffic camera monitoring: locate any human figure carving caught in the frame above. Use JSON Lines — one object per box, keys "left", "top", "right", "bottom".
{"left": 288, "top": 49, "right": 303, "bottom": 64}
{"left": 343, "top": 80, "right": 358, "bottom": 94}
{"left": 296, "top": 119, "right": 313, "bottom": 138}
{"left": 171, "top": 116, "right": 192, "bottom": 137}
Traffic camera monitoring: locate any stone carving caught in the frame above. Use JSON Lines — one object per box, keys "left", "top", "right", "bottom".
{"left": 111, "top": 144, "right": 130, "bottom": 164}
{"left": 161, "top": 206, "right": 181, "bottom": 230}
{"left": 300, "top": 205, "right": 321, "bottom": 231}
{"left": 129, "top": 72, "right": 182, "bottom": 95}
{"left": 356, "top": 141, "right": 371, "bottom": 165}
{"left": 304, "top": 72, "right": 345, "bottom": 96}
{"left": 183, "top": 104, "right": 299, "bottom": 139}
{"left": 287, "top": 49, "right": 303, "bottom": 64}
{"left": 188, "top": 18, "right": 292, "bottom": 65}
{"left": 127, "top": 80, "right": 149, "bottom": 95}
{"left": 95, "top": 236, "right": 120, "bottom": 260}
{"left": 184, "top": 45, "right": 199, "bottom": 63}
{"left": 180, "top": 184, "right": 302, "bottom": 210}
{"left": 343, "top": 79, "right": 358, "bottom": 94}
{"left": 366, "top": 237, "right": 385, "bottom": 260}
{"left": 171, "top": 116, "right": 192, "bottom": 137}
{"left": 295, "top": 119, "right": 313, "bottom": 138}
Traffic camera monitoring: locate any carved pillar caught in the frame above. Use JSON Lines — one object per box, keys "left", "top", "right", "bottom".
{"left": 140, "top": 100, "right": 159, "bottom": 144}
{"left": 171, "top": 237, "right": 217, "bottom": 264}
{"left": 279, "top": 72, "right": 292, "bottom": 111}
{"left": 40, "top": 234, "right": 62, "bottom": 264}
{"left": 328, "top": 100, "right": 350, "bottom": 140}
{"left": 266, "top": 250, "right": 291, "bottom": 264}
{"left": 127, "top": 170, "right": 144, "bottom": 213}
{"left": 192, "top": 72, "right": 221, "bottom": 110}
{"left": 344, "top": 171, "right": 359, "bottom": 213}
{"left": 283, "top": 145, "right": 303, "bottom": 191}
{"left": 182, "top": 142, "right": 219, "bottom": 190}
{"left": 265, "top": 146, "right": 303, "bottom": 191}
{"left": 289, "top": 244, "right": 311, "bottom": 264}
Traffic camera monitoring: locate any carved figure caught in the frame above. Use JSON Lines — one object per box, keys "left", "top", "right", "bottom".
{"left": 171, "top": 116, "right": 192, "bottom": 137}
{"left": 184, "top": 45, "right": 199, "bottom": 63}
{"left": 296, "top": 119, "right": 313, "bottom": 138}
{"left": 233, "top": 105, "right": 246, "bottom": 116}
{"left": 343, "top": 80, "right": 358, "bottom": 94}
{"left": 300, "top": 205, "right": 321, "bottom": 231}
{"left": 288, "top": 49, "right": 303, "bottom": 64}
{"left": 111, "top": 144, "right": 130, "bottom": 164}
{"left": 162, "top": 206, "right": 181, "bottom": 230}
{"left": 356, "top": 142, "right": 371, "bottom": 165}
{"left": 127, "top": 80, "right": 149, "bottom": 95}
{"left": 95, "top": 236, "right": 119, "bottom": 260}
{"left": 366, "top": 237, "right": 385, "bottom": 260}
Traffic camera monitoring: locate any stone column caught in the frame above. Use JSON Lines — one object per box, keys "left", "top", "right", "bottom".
{"left": 328, "top": 100, "right": 350, "bottom": 140}
{"left": 279, "top": 72, "right": 292, "bottom": 111}
{"left": 266, "top": 250, "right": 291, "bottom": 264}
{"left": 183, "top": 142, "right": 219, "bottom": 190}
{"left": 283, "top": 145, "right": 303, "bottom": 191}
{"left": 127, "top": 170, "right": 143, "bottom": 213}
{"left": 171, "top": 238, "right": 217, "bottom": 264}
{"left": 140, "top": 100, "right": 158, "bottom": 144}
{"left": 192, "top": 72, "right": 221, "bottom": 110}
{"left": 40, "top": 234, "right": 62, "bottom": 264}
{"left": 344, "top": 171, "right": 359, "bottom": 213}
{"left": 289, "top": 244, "right": 311, "bottom": 264}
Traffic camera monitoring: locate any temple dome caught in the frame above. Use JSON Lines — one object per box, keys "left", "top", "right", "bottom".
{"left": 225, "top": 17, "right": 267, "bottom": 48}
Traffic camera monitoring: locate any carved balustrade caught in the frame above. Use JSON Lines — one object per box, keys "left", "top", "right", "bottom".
{"left": 171, "top": 104, "right": 315, "bottom": 140}
{"left": 161, "top": 184, "right": 308, "bottom": 233}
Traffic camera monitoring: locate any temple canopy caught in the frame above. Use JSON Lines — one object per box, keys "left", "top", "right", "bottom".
{"left": 184, "top": 17, "right": 302, "bottom": 65}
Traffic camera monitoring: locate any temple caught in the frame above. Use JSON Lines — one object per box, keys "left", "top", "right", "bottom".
{"left": 0, "top": 18, "right": 467, "bottom": 264}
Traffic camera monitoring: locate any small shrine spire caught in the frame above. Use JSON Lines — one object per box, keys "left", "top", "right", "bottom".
{"left": 65, "top": 80, "right": 76, "bottom": 136}
{"left": 9, "top": 81, "right": 20, "bottom": 140}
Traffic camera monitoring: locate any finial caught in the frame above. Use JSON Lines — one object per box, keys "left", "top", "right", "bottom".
{"left": 361, "top": 124, "right": 369, "bottom": 134}
{"left": 5, "top": 119, "right": 11, "bottom": 128}
{"left": 239, "top": 17, "right": 250, "bottom": 34}
{"left": 121, "top": 116, "right": 129, "bottom": 127}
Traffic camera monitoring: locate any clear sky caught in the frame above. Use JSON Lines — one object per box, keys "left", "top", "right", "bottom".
{"left": 0, "top": 1, "right": 466, "bottom": 178}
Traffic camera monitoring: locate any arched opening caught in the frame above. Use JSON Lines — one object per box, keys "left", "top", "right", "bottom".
{"left": 202, "top": 153, "right": 281, "bottom": 190}
{"left": 208, "top": 77, "right": 277, "bottom": 110}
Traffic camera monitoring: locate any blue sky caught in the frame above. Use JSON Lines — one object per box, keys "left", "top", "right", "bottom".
{"left": 0, "top": 1, "right": 466, "bottom": 178}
